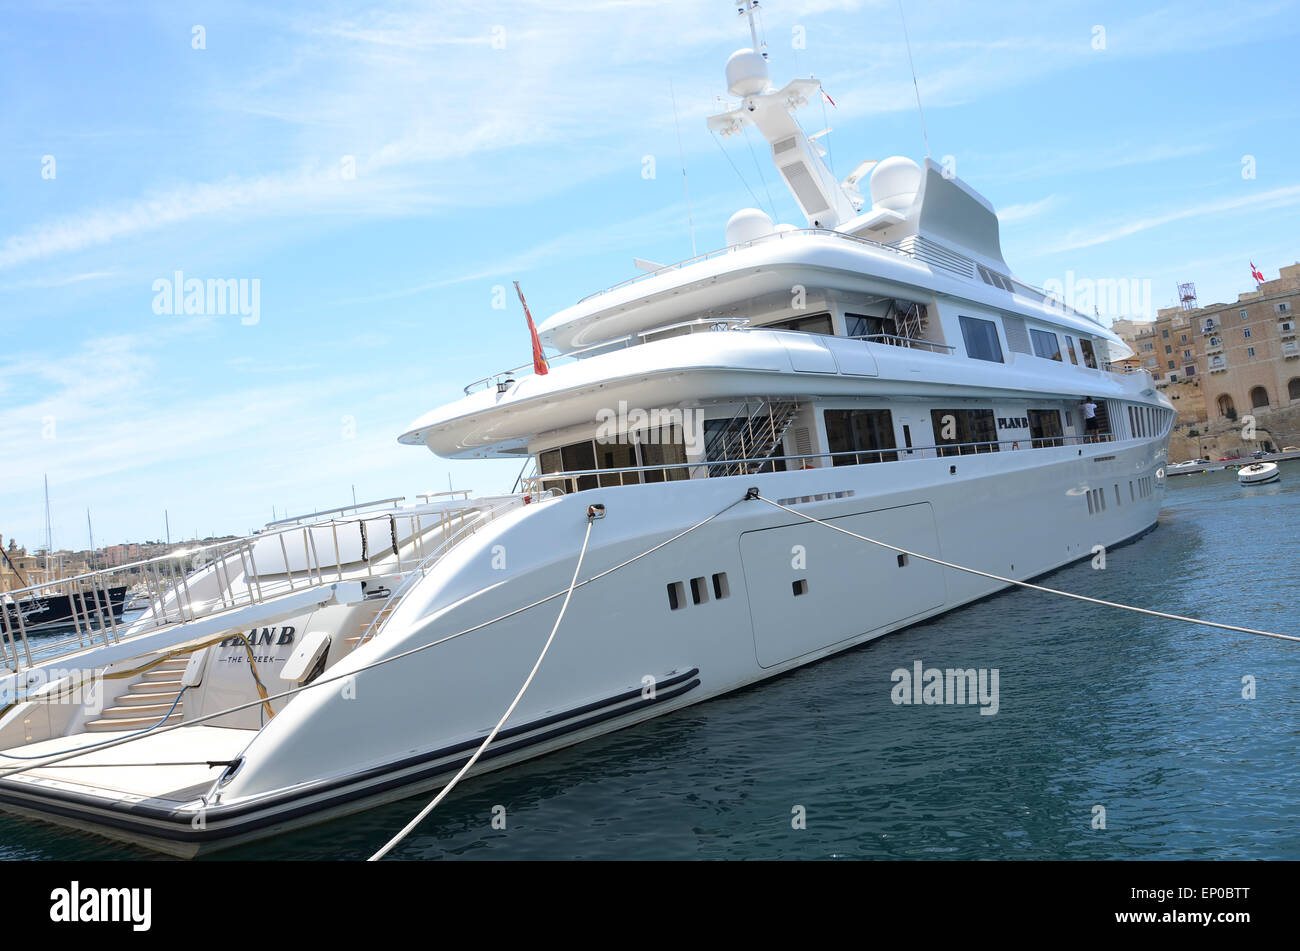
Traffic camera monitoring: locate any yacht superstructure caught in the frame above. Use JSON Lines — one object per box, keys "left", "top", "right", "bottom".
{"left": 0, "top": 4, "right": 1171, "bottom": 856}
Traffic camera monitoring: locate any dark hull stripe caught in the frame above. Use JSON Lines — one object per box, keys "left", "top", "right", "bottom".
{"left": 0, "top": 669, "right": 701, "bottom": 845}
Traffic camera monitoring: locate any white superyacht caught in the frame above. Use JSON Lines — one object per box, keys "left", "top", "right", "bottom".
{"left": 0, "top": 3, "right": 1171, "bottom": 855}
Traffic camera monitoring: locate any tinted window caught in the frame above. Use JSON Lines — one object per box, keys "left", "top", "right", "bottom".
{"left": 825, "top": 409, "right": 898, "bottom": 465}
{"left": 1030, "top": 328, "right": 1062, "bottom": 361}
{"left": 959, "top": 316, "right": 1004, "bottom": 363}
{"left": 1079, "top": 337, "right": 1098, "bottom": 368}
{"left": 931, "top": 408, "right": 999, "bottom": 456}
{"left": 1028, "top": 409, "right": 1064, "bottom": 448}
{"left": 764, "top": 313, "right": 833, "bottom": 335}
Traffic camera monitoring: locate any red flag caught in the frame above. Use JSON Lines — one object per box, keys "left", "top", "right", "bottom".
{"left": 1250, "top": 261, "right": 1265, "bottom": 283}
{"left": 514, "top": 281, "right": 548, "bottom": 376}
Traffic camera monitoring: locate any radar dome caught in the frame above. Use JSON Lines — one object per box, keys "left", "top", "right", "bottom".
{"left": 725, "top": 49, "right": 770, "bottom": 98}
{"left": 725, "top": 208, "right": 775, "bottom": 246}
{"left": 869, "top": 156, "right": 922, "bottom": 213}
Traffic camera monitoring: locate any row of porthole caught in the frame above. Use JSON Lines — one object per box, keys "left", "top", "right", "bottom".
{"left": 666, "top": 573, "right": 730, "bottom": 611}
{"left": 667, "top": 556, "right": 912, "bottom": 611}
{"left": 1089, "top": 476, "right": 1154, "bottom": 516}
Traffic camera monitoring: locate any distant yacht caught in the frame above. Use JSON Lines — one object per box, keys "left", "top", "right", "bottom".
{"left": 1, "top": 481, "right": 126, "bottom": 633}
{"left": 0, "top": 2, "right": 1171, "bottom": 856}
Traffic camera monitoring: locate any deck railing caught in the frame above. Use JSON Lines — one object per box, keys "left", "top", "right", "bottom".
{"left": 523, "top": 432, "right": 1118, "bottom": 496}
{"left": 847, "top": 333, "right": 955, "bottom": 354}
{"left": 0, "top": 496, "right": 523, "bottom": 675}
{"left": 575, "top": 228, "right": 916, "bottom": 304}
{"left": 351, "top": 492, "right": 544, "bottom": 650}
{"left": 463, "top": 317, "right": 752, "bottom": 395}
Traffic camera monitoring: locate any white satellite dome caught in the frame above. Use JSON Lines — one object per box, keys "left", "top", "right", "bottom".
{"left": 869, "top": 156, "right": 922, "bottom": 212}
{"left": 725, "top": 207, "right": 775, "bottom": 246}
{"left": 725, "top": 48, "right": 770, "bottom": 98}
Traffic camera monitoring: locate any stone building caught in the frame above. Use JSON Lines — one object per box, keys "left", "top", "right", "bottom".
{"left": 0, "top": 537, "right": 42, "bottom": 594}
{"left": 1108, "top": 264, "right": 1300, "bottom": 459}
{"left": 1193, "top": 263, "right": 1300, "bottom": 422}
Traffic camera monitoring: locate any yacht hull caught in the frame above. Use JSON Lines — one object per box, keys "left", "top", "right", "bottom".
{"left": 0, "top": 438, "right": 1167, "bottom": 855}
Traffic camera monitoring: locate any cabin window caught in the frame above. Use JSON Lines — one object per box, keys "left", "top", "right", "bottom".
{"left": 824, "top": 409, "right": 899, "bottom": 465}
{"left": 1030, "top": 329, "right": 1062, "bottom": 361}
{"left": 560, "top": 441, "right": 598, "bottom": 491}
{"left": 541, "top": 424, "right": 688, "bottom": 494}
{"left": 1064, "top": 335, "right": 1079, "bottom": 365}
{"left": 764, "top": 312, "right": 834, "bottom": 336}
{"left": 1027, "top": 409, "right": 1064, "bottom": 448}
{"left": 930, "top": 408, "right": 999, "bottom": 456}
{"left": 639, "top": 425, "right": 689, "bottom": 483}
{"left": 596, "top": 442, "right": 638, "bottom": 487}
{"left": 959, "top": 316, "right": 1004, "bottom": 363}
{"left": 845, "top": 312, "right": 896, "bottom": 340}
{"left": 1079, "top": 337, "right": 1098, "bottom": 369}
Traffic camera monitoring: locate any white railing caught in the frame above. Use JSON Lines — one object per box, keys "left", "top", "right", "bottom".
{"left": 523, "top": 433, "right": 1120, "bottom": 496}
{"left": 576, "top": 227, "right": 915, "bottom": 304}
{"left": 463, "top": 316, "right": 752, "bottom": 395}
{"left": 0, "top": 498, "right": 518, "bottom": 675}
{"left": 351, "top": 493, "right": 549, "bottom": 650}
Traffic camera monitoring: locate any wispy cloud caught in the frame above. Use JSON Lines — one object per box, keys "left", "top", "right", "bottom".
{"left": 1, "top": 270, "right": 117, "bottom": 289}
{"left": 1044, "top": 184, "right": 1300, "bottom": 253}
{"left": 998, "top": 196, "right": 1057, "bottom": 224}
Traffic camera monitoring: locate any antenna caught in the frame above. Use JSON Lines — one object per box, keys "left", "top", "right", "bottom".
{"left": 1178, "top": 282, "right": 1198, "bottom": 311}
{"left": 669, "top": 81, "right": 698, "bottom": 256}
{"left": 738, "top": 1, "right": 760, "bottom": 52}
{"left": 896, "top": 0, "right": 931, "bottom": 159}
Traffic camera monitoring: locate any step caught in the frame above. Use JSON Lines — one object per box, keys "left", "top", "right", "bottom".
{"left": 116, "top": 690, "right": 183, "bottom": 705}
{"left": 98, "top": 702, "right": 179, "bottom": 718}
{"left": 142, "top": 670, "right": 185, "bottom": 683}
{"left": 156, "top": 658, "right": 191, "bottom": 670}
{"left": 85, "top": 712, "right": 184, "bottom": 732}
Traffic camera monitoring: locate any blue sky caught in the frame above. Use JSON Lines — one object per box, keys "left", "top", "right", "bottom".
{"left": 2, "top": 0, "right": 1299, "bottom": 550}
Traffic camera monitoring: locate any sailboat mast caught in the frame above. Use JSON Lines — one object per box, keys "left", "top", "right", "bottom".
{"left": 43, "top": 474, "right": 53, "bottom": 585}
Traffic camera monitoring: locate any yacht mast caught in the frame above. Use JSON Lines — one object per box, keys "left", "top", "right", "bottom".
{"left": 709, "top": 1, "right": 858, "bottom": 228}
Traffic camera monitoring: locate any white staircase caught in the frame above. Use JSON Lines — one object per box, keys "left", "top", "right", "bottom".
{"left": 705, "top": 400, "right": 800, "bottom": 477}
{"left": 85, "top": 655, "right": 190, "bottom": 732}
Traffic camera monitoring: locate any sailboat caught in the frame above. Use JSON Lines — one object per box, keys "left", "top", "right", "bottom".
{"left": 1, "top": 480, "right": 126, "bottom": 632}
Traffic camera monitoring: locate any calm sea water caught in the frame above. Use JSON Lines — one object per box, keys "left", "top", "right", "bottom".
{"left": 3, "top": 461, "right": 1298, "bottom": 861}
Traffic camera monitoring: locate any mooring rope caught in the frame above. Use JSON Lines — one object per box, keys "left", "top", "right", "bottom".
{"left": 0, "top": 496, "right": 745, "bottom": 782}
{"left": 753, "top": 494, "right": 1297, "bottom": 644}
{"left": 369, "top": 517, "right": 595, "bottom": 861}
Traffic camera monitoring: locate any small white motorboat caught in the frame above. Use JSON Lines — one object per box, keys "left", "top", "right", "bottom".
{"left": 1238, "top": 462, "right": 1280, "bottom": 485}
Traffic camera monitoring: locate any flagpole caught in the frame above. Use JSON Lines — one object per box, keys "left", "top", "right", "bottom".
{"left": 514, "top": 281, "right": 549, "bottom": 376}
